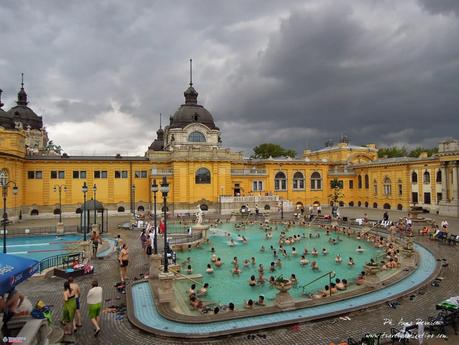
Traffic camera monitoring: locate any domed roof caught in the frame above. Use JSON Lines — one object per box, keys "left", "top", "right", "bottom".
{"left": 169, "top": 84, "right": 219, "bottom": 130}
{"left": 6, "top": 80, "right": 43, "bottom": 130}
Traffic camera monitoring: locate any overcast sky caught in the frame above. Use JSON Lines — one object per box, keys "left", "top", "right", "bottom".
{"left": 1, "top": 0, "right": 458, "bottom": 156}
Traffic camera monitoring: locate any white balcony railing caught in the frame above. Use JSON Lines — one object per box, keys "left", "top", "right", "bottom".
{"left": 220, "top": 195, "right": 279, "bottom": 203}
{"left": 231, "top": 169, "right": 267, "bottom": 176}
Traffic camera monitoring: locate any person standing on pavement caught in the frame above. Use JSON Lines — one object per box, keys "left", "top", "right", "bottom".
{"left": 119, "top": 243, "right": 129, "bottom": 282}
{"left": 87, "top": 280, "right": 103, "bottom": 337}
{"left": 68, "top": 277, "right": 82, "bottom": 328}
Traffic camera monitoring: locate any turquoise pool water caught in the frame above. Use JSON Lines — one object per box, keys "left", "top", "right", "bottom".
{"left": 3, "top": 234, "right": 83, "bottom": 261}
{"left": 131, "top": 243, "right": 437, "bottom": 337}
{"left": 175, "top": 224, "right": 382, "bottom": 306}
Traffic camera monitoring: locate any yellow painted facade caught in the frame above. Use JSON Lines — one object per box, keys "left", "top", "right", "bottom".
{"left": 1, "top": 83, "right": 459, "bottom": 218}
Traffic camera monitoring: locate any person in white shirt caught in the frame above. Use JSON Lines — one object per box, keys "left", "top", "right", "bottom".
{"left": 87, "top": 280, "right": 103, "bottom": 337}
{"left": 441, "top": 220, "right": 449, "bottom": 229}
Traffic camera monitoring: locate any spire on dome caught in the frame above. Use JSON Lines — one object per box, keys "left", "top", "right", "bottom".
{"left": 184, "top": 59, "right": 198, "bottom": 105}
{"left": 17, "top": 73, "right": 28, "bottom": 106}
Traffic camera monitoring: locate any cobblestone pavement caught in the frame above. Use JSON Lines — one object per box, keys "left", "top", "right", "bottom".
{"left": 12, "top": 209, "right": 459, "bottom": 345}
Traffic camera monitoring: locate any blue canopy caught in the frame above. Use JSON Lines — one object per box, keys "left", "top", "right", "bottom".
{"left": 0, "top": 254, "right": 40, "bottom": 295}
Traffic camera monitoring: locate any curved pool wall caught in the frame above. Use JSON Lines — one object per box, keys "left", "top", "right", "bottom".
{"left": 129, "top": 243, "right": 439, "bottom": 338}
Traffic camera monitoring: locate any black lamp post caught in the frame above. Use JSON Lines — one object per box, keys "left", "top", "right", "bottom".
{"left": 93, "top": 184, "right": 97, "bottom": 225}
{"left": 131, "top": 185, "right": 136, "bottom": 216}
{"left": 53, "top": 185, "right": 66, "bottom": 223}
{"left": 281, "top": 199, "right": 284, "bottom": 220}
{"left": 1, "top": 177, "right": 18, "bottom": 254}
{"left": 160, "top": 176, "right": 169, "bottom": 272}
{"left": 151, "top": 179, "right": 159, "bottom": 255}
{"left": 82, "top": 182, "right": 88, "bottom": 241}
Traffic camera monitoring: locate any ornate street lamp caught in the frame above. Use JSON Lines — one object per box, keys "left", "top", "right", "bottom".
{"left": 93, "top": 184, "right": 97, "bottom": 225}
{"left": 160, "top": 176, "right": 169, "bottom": 272}
{"left": 53, "top": 185, "right": 67, "bottom": 223}
{"left": 82, "top": 182, "right": 88, "bottom": 241}
{"left": 1, "top": 174, "right": 18, "bottom": 253}
{"left": 151, "top": 179, "right": 159, "bottom": 255}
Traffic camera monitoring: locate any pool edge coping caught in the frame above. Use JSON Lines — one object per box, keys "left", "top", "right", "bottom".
{"left": 126, "top": 242, "right": 441, "bottom": 339}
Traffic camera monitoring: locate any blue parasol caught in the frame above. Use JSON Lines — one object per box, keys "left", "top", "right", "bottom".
{"left": 0, "top": 253, "right": 40, "bottom": 295}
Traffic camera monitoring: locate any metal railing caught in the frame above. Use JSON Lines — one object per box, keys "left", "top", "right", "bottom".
{"left": 39, "top": 252, "right": 84, "bottom": 273}
{"left": 231, "top": 169, "right": 267, "bottom": 176}
{"left": 168, "top": 232, "right": 203, "bottom": 245}
{"left": 301, "top": 271, "right": 336, "bottom": 295}
{"left": 7, "top": 225, "right": 80, "bottom": 236}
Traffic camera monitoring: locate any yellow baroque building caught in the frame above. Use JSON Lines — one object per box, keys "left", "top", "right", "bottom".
{"left": 0, "top": 80, "right": 458, "bottom": 219}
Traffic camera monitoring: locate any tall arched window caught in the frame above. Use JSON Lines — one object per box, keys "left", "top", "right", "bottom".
{"left": 373, "top": 179, "right": 378, "bottom": 196}
{"left": 411, "top": 171, "right": 418, "bottom": 183}
{"left": 383, "top": 177, "right": 391, "bottom": 196}
{"left": 310, "top": 172, "right": 322, "bottom": 190}
{"left": 398, "top": 179, "right": 403, "bottom": 196}
{"left": 0, "top": 169, "right": 8, "bottom": 186}
{"left": 188, "top": 131, "right": 206, "bottom": 143}
{"left": 364, "top": 174, "right": 369, "bottom": 189}
{"left": 436, "top": 170, "right": 442, "bottom": 183}
{"left": 274, "top": 172, "right": 287, "bottom": 191}
{"left": 358, "top": 175, "right": 362, "bottom": 189}
{"left": 292, "top": 172, "right": 305, "bottom": 190}
{"left": 195, "top": 168, "right": 211, "bottom": 184}
{"left": 423, "top": 171, "right": 430, "bottom": 184}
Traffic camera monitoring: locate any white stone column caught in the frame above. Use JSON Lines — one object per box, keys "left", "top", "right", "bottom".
{"left": 157, "top": 271, "right": 175, "bottom": 305}
{"left": 149, "top": 254, "right": 162, "bottom": 279}
{"left": 453, "top": 162, "right": 459, "bottom": 202}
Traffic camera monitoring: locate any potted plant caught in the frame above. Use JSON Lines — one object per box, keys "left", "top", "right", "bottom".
{"left": 273, "top": 275, "right": 292, "bottom": 292}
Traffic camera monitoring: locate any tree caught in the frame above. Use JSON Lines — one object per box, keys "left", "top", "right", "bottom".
{"left": 251, "top": 143, "right": 296, "bottom": 159}
{"left": 377, "top": 146, "right": 407, "bottom": 158}
{"left": 328, "top": 178, "right": 344, "bottom": 207}
{"left": 408, "top": 147, "right": 438, "bottom": 158}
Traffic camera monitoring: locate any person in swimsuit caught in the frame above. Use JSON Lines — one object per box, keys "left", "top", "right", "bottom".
{"left": 62, "top": 281, "right": 77, "bottom": 335}
{"left": 119, "top": 244, "right": 129, "bottom": 282}
{"left": 68, "top": 277, "right": 82, "bottom": 328}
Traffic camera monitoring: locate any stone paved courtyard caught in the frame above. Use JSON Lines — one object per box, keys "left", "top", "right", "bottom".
{"left": 9, "top": 208, "right": 459, "bottom": 345}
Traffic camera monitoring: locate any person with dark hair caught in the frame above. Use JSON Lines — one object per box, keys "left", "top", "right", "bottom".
{"left": 68, "top": 277, "right": 81, "bottom": 328}
{"left": 228, "top": 302, "right": 235, "bottom": 311}
{"left": 87, "top": 280, "right": 103, "bottom": 337}
{"left": 62, "top": 281, "right": 77, "bottom": 335}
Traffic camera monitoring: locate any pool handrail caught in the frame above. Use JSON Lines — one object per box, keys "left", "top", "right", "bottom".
{"left": 169, "top": 267, "right": 204, "bottom": 286}
{"left": 301, "top": 270, "right": 336, "bottom": 295}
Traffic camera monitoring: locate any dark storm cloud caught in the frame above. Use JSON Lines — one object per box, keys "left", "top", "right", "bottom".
{"left": 0, "top": 0, "right": 458, "bottom": 155}
{"left": 419, "top": 0, "right": 459, "bottom": 16}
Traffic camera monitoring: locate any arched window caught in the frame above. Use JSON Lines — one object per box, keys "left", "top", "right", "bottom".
{"left": 436, "top": 170, "right": 442, "bottom": 183}
{"left": 397, "top": 204, "right": 403, "bottom": 210}
{"left": 188, "top": 131, "right": 206, "bottom": 143}
{"left": 75, "top": 208, "right": 82, "bottom": 214}
{"left": 398, "top": 179, "right": 403, "bottom": 196}
{"left": 383, "top": 203, "right": 391, "bottom": 209}
{"left": 0, "top": 169, "right": 8, "bottom": 186}
{"left": 349, "top": 201, "right": 354, "bottom": 207}
{"left": 200, "top": 204, "right": 208, "bottom": 211}
{"left": 196, "top": 168, "right": 211, "bottom": 184}
{"left": 411, "top": 171, "right": 418, "bottom": 183}
{"left": 339, "top": 201, "right": 345, "bottom": 207}
{"left": 423, "top": 171, "right": 430, "bottom": 184}
{"left": 30, "top": 209, "right": 39, "bottom": 216}
{"left": 383, "top": 177, "right": 392, "bottom": 196}
{"left": 274, "top": 172, "right": 287, "bottom": 191}
{"left": 117, "top": 206, "right": 125, "bottom": 212}
{"left": 373, "top": 202, "right": 378, "bottom": 208}
{"left": 364, "top": 174, "right": 369, "bottom": 189}
{"left": 310, "top": 172, "right": 322, "bottom": 190}
{"left": 264, "top": 204, "right": 270, "bottom": 210}
{"left": 357, "top": 201, "right": 362, "bottom": 207}
{"left": 373, "top": 180, "right": 378, "bottom": 196}
{"left": 364, "top": 201, "right": 369, "bottom": 208}
{"left": 137, "top": 205, "right": 145, "bottom": 212}
{"left": 358, "top": 175, "right": 362, "bottom": 189}
{"left": 292, "top": 172, "right": 304, "bottom": 190}
{"left": 53, "top": 208, "right": 61, "bottom": 215}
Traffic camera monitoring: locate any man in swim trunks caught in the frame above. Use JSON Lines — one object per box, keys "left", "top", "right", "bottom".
{"left": 68, "top": 277, "right": 82, "bottom": 328}
{"left": 119, "top": 244, "right": 129, "bottom": 282}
